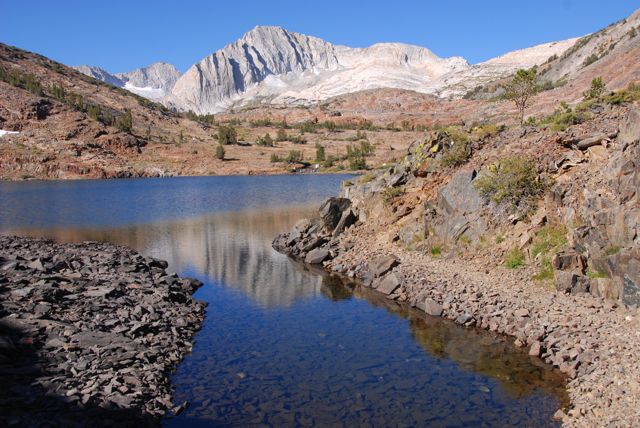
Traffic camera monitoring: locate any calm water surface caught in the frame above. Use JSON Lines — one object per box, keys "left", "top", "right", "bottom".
{"left": 0, "top": 176, "right": 568, "bottom": 427}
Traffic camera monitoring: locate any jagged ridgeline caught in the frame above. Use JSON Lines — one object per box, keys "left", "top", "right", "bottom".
{"left": 75, "top": 24, "right": 595, "bottom": 113}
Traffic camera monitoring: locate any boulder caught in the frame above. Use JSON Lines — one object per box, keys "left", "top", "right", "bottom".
{"left": 554, "top": 270, "right": 591, "bottom": 294}
{"left": 305, "top": 248, "right": 329, "bottom": 264}
{"left": 368, "top": 256, "right": 399, "bottom": 277}
{"left": 319, "top": 198, "right": 351, "bottom": 232}
{"left": 377, "top": 273, "right": 401, "bottom": 295}
{"left": 619, "top": 109, "right": 640, "bottom": 144}
{"left": 552, "top": 250, "right": 586, "bottom": 273}
{"left": 529, "top": 341, "right": 541, "bottom": 357}
{"left": 301, "top": 236, "right": 327, "bottom": 252}
{"left": 332, "top": 207, "right": 356, "bottom": 237}
{"left": 439, "top": 170, "right": 481, "bottom": 214}
{"left": 287, "top": 219, "right": 311, "bottom": 246}
{"left": 416, "top": 297, "right": 443, "bottom": 317}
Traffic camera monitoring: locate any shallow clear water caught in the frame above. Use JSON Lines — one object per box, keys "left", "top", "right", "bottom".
{"left": 0, "top": 176, "right": 568, "bottom": 427}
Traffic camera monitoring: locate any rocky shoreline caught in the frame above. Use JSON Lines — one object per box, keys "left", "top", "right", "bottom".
{"left": 273, "top": 200, "right": 640, "bottom": 428}
{"left": 0, "top": 235, "right": 207, "bottom": 427}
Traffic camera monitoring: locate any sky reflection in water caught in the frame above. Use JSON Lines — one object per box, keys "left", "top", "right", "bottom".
{"left": 0, "top": 176, "right": 567, "bottom": 427}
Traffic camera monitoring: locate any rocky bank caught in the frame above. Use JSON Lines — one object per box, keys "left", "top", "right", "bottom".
{"left": 273, "top": 107, "right": 640, "bottom": 427}
{"left": 0, "top": 236, "right": 207, "bottom": 427}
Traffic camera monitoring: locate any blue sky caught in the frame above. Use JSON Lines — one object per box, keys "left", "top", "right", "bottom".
{"left": 1, "top": 1, "right": 638, "bottom": 74}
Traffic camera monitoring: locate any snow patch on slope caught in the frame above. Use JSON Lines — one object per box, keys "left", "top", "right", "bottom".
{"left": 123, "top": 83, "right": 166, "bottom": 99}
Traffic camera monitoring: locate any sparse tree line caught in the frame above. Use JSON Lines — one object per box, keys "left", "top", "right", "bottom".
{"left": 0, "top": 64, "right": 138, "bottom": 134}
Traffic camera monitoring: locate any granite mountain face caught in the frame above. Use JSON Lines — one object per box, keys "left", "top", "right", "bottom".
{"left": 161, "top": 25, "right": 574, "bottom": 114}
{"left": 73, "top": 10, "right": 640, "bottom": 113}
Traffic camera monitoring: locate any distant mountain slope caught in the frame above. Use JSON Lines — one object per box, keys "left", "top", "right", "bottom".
{"left": 72, "top": 65, "right": 124, "bottom": 87}
{"left": 72, "top": 62, "right": 182, "bottom": 99}
{"left": 161, "top": 26, "right": 579, "bottom": 113}
{"left": 541, "top": 8, "right": 640, "bottom": 83}
{"left": 72, "top": 7, "right": 640, "bottom": 113}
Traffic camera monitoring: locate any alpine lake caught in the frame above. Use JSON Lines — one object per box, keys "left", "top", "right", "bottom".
{"left": 0, "top": 175, "right": 569, "bottom": 427}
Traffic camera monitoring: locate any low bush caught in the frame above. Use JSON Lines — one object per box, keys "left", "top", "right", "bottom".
{"left": 361, "top": 172, "right": 374, "bottom": 183}
{"left": 439, "top": 127, "right": 470, "bottom": 168}
{"left": 531, "top": 224, "right": 567, "bottom": 281}
{"left": 602, "top": 246, "right": 621, "bottom": 257}
{"left": 504, "top": 247, "right": 525, "bottom": 269}
{"left": 382, "top": 186, "right": 404, "bottom": 205}
{"left": 429, "top": 245, "right": 442, "bottom": 259}
{"left": 473, "top": 155, "right": 546, "bottom": 219}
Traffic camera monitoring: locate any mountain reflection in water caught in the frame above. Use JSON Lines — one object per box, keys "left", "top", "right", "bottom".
{"left": 0, "top": 176, "right": 568, "bottom": 427}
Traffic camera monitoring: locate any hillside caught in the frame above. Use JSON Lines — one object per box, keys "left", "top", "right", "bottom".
{"left": 1, "top": 7, "right": 640, "bottom": 182}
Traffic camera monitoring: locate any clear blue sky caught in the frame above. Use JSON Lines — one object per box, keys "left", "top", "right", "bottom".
{"left": 1, "top": 1, "right": 638, "bottom": 74}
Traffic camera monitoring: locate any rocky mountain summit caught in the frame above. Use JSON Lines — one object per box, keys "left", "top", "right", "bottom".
{"left": 163, "top": 26, "right": 576, "bottom": 113}
{"left": 69, "top": 8, "right": 640, "bottom": 115}
{"left": 72, "top": 63, "right": 182, "bottom": 99}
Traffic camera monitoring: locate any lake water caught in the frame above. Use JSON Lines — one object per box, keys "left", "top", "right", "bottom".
{"left": 0, "top": 176, "right": 568, "bottom": 427}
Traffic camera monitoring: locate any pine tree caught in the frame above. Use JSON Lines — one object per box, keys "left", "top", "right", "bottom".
{"left": 502, "top": 69, "right": 538, "bottom": 127}
{"left": 215, "top": 144, "right": 225, "bottom": 160}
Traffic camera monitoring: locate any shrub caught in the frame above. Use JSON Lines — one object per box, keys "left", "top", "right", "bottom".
{"left": 587, "top": 270, "right": 608, "bottom": 278}
{"left": 360, "top": 140, "right": 374, "bottom": 156}
{"left": 256, "top": 133, "right": 274, "bottom": 147}
{"left": 583, "top": 76, "right": 606, "bottom": 100}
{"left": 214, "top": 144, "right": 225, "bottom": 160}
{"left": 323, "top": 155, "right": 335, "bottom": 168}
{"left": 429, "top": 245, "right": 442, "bottom": 259}
{"left": 530, "top": 224, "right": 568, "bottom": 281}
{"left": 361, "top": 172, "right": 374, "bottom": 183}
{"left": 532, "top": 260, "right": 554, "bottom": 281}
{"left": 382, "top": 186, "right": 404, "bottom": 205}
{"left": 504, "top": 247, "right": 525, "bottom": 269}
{"left": 601, "top": 82, "right": 640, "bottom": 105}
{"left": 602, "top": 246, "right": 621, "bottom": 257}
{"left": 270, "top": 153, "right": 280, "bottom": 163}
{"left": 290, "top": 135, "right": 307, "bottom": 144}
{"left": 286, "top": 150, "right": 303, "bottom": 163}
{"left": 218, "top": 126, "right": 237, "bottom": 145}
{"left": 472, "top": 123, "right": 502, "bottom": 139}
{"left": 473, "top": 155, "right": 546, "bottom": 218}
{"left": 117, "top": 109, "right": 132, "bottom": 133}
{"left": 89, "top": 104, "right": 101, "bottom": 121}
{"left": 532, "top": 225, "right": 568, "bottom": 259}
{"left": 315, "top": 143, "right": 326, "bottom": 162}
{"left": 440, "top": 127, "right": 470, "bottom": 168}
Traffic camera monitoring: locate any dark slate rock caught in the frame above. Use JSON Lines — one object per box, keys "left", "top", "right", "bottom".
{"left": 319, "top": 197, "right": 351, "bottom": 232}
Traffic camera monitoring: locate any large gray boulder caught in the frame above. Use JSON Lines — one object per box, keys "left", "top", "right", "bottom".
{"left": 619, "top": 109, "right": 640, "bottom": 144}
{"left": 320, "top": 198, "right": 351, "bottom": 232}
{"left": 416, "top": 296, "right": 443, "bottom": 316}
{"left": 332, "top": 207, "right": 357, "bottom": 237}
{"left": 439, "top": 170, "right": 481, "bottom": 214}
